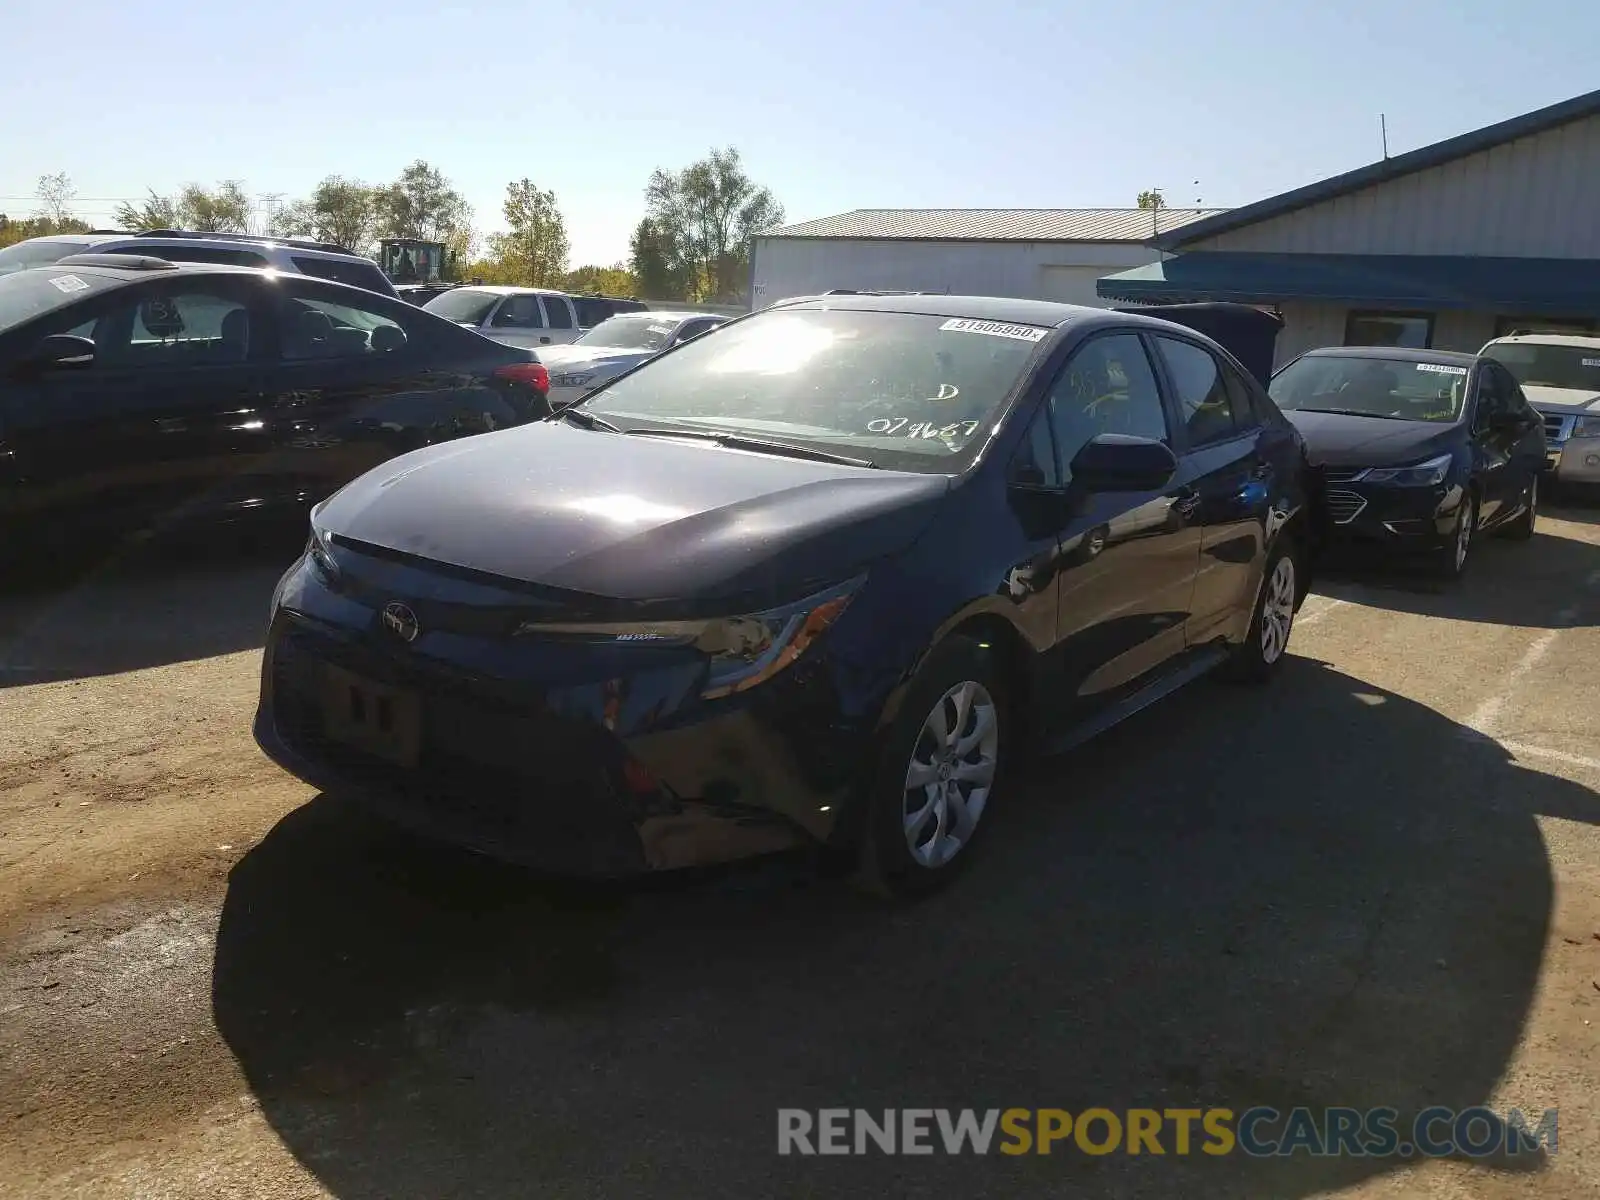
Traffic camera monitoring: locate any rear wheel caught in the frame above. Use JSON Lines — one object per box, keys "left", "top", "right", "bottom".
{"left": 1221, "top": 536, "right": 1298, "bottom": 684}
{"left": 854, "top": 636, "right": 1007, "bottom": 900}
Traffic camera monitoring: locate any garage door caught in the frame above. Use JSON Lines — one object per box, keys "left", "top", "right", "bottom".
{"left": 1038, "top": 265, "right": 1112, "bottom": 308}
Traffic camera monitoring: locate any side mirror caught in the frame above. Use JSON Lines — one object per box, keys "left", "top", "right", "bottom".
{"left": 17, "top": 333, "right": 96, "bottom": 374}
{"left": 1069, "top": 434, "right": 1179, "bottom": 492}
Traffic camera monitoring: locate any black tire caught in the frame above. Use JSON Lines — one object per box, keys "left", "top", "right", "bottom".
{"left": 1220, "top": 534, "right": 1299, "bottom": 684}
{"left": 1499, "top": 474, "right": 1538, "bottom": 541}
{"left": 853, "top": 636, "right": 1009, "bottom": 900}
{"left": 1433, "top": 491, "right": 1479, "bottom": 580}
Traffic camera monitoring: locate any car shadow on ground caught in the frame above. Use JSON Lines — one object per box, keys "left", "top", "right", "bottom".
{"left": 211, "top": 654, "right": 1596, "bottom": 1199}
{"left": 1312, "top": 519, "right": 1600, "bottom": 629}
{"left": 0, "top": 528, "right": 301, "bottom": 688}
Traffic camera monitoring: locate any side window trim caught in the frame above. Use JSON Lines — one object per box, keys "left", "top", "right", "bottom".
{"left": 541, "top": 295, "right": 575, "bottom": 330}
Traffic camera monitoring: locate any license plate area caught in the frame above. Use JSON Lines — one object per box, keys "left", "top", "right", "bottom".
{"left": 321, "top": 664, "right": 422, "bottom": 768}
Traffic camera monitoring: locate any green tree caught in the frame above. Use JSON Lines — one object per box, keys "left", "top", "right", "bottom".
{"left": 270, "top": 176, "right": 376, "bottom": 252}
{"left": 628, "top": 217, "right": 690, "bottom": 300}
{"left": 565, "top": 263, "right": 638, "bottom": 297}
{"left": 114, "top": 181, "right": 251, "bottom": 232}
{"left": 641, "top": 147, "right": 783, "bottom": 302}
{"left": 374, "top": 160, "right": 473, "bottom": 246}
{"left": 34, "top": 172, "right": 77, "bottom": 226}
{"left": 486, "top": 179, "right": 569, "bottom": 287}
{"left": 1136, "top": 189, "right": 1166, "bottom": 210}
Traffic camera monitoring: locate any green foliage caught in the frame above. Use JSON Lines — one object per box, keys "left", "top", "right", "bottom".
{"left": 270, "top": 176, "right": 376, "bottom": 253}
{"left": 639, "top": 147, "right": 783, "bottom": 303}
{"left": 114, "top": 181, "right": 252, "bottom": 232}
{"left": 373, "top": 161, "right": 473, "bottom": 250}
{"left": 1136, "top": 189, "right": 1166, "bottom": 211}
{"left": 565, "top": 263, "right": 638, "bottom": 297}
{"left": 0, "top": 214, "right": 91, "bottom": 249}
{"left": 485, "top": 179, "right": 569, "bottom": 287}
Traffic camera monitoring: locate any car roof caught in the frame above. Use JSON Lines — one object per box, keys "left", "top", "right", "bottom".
{"left": 1484, "top": 332, "right": 1600, "bottom": 349}
{"left": 447, "top": 284, "right": 569, "bottom": 297}
{"left": 603, "top": 310, "right": 721, "bottom": 323}
{"left": 1294, "top": 344, "right": 1481, "bottom": 368}
{"left": 16, "top": 258, "right": 402, "bottom": 302}
{"left": 6, "top": 231, "right": 370, "bottom": 262}
{"left": 772, "top": 292, "right": 1100, "bottom": 327}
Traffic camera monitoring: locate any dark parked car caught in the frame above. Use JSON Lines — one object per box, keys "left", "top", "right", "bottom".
{"left": 0, "top": 255, "right": 550, "bottom": 568}
{"left": 255, "top": 295, "right": 1316, "bottom": 896}
{"left": 1268, "top": 346, "right": 1545, "bottom": 579}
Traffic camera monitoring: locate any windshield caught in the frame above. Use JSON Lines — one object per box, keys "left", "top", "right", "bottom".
{"left": 576, "top": 308, "right": 1051, "bottom": 470}
{"left": 0, "top": 268, "right": 116, "bottom": 335}
{"left": 576, "top": 313, "right": 678, "bottom": 350}
{"left": 422, "top": 288, "right": 500, "bottom": 325}
{"left": 0, "top": 240, "right": 86, "bottom": 277}
{"left": 1484, "top": 342, "right": 1600, "bottom": 392}
{"left": 1269, "top": 354, "right": 1469, "bottom": 423}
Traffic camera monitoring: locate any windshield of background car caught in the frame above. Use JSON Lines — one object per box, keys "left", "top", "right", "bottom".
{"left": 421, "top": 288, "right": 499, "bottom": 325}
{"left": 577, "top": 308, "right": 1051, "bottom": 469}
{"left": 577, "top": 313, "right": 677, "bottom": 350}
{"left": 1269, "top": 354, "right": 1469, "bottom": 423}
{"left": 0, "top": 268, "right": 118, "bottom": 335}
{"left": 0, "top": 240, "right": 82, "bottom": 277}
{"left": 1484, "top": 342, "right": 1600, "bottom": 392}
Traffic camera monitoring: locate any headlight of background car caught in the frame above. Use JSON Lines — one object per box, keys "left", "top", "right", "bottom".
{"left": 1573, "top": 415, "right": 1600, "bottom": 438}
{"left": 550, "top": 371, "right": 596, "bottom": 389}
{"left": 514, "top": 576, "right": 863, "bottom": 699}
{"left": 1355, "top": 453, "right": 1452, "bottom": 487}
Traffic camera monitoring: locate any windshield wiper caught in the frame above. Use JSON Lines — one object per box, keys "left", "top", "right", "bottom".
{"left": 1291, "top": 407, "right": 1405, "bottom": 420}
{"left": 622, "top": 427, "right": 877, "bottom": 468}
{"left": 554, "top": 407, "right": 623, "bottom": 433}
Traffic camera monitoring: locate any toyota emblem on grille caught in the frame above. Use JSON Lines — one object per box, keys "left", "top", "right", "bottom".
{"left": 381, "top": 601, "right": 421, "bottom": 643}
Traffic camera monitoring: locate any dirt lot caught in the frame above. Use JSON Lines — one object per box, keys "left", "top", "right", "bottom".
{"left": 2, "top": 512, "right": 1598, "bottom": 1199}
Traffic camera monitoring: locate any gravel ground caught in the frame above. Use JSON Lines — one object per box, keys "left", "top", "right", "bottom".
{"left": 1, "top": 510, "right": 1598, "bottom": 1199}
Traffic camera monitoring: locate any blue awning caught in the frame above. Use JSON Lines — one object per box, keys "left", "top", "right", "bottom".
{"left": 1098, "top": 252, "right": 1600, "bottom": 314}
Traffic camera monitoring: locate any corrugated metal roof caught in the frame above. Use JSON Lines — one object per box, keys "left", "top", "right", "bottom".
{"left": 1161, "top": 86, "right": 1600, "bottom": 249}
{"left": 759, "top": 208, "right": 1228, "bottom": 243}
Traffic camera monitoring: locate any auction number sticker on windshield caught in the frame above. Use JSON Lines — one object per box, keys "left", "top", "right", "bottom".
{"left": 1583, "top": 358, "right": 1600, "bottom": 367}
{"left": 49, "top": 274, "right": 90, "bottom": 294}
{"left": 1415, "top": 363, "right": 1467, "bottom": 375}
{"left": 939, "top": 318, "right": 1048, "bottom": 343}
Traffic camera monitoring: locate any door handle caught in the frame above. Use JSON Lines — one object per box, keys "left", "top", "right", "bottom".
{"left": 539, "top": 336, "right": 551, "bottom": 344}
{"left": 155, "top": 417, "right": 187, "bottom": 433}
{"left": 1251, "top": 462, "right": 1273, "bottom": 480}
{"left": 1173, "top": 489, "right": 1202, "bottom": 517}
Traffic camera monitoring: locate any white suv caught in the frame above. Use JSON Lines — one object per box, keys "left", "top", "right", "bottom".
{"left": 0, "top": 230, "right": 399, "bottom": 298}
{"left": 420, "top": 286, "right": 586, "bottom": 350}
{"left": 1481, "top": 331, "right": 1600, "bottom": 488}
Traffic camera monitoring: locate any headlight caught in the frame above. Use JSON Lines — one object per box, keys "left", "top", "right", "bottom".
{"left": 1354, "top": 453, "right": 1452, "bottom": 487}
{"left": 1573, "top": 416, "right": 1600, "bottom": 438}
{"left": 514, "top": 576, "right": 863, "bottom": 699}
{"left": 550, "top": 371, "right": 596, "bottom": 388}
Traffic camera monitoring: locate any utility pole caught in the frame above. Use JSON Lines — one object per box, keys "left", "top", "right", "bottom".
{"left": 1380, "top": 114, "right": 1390, "bottom": 160}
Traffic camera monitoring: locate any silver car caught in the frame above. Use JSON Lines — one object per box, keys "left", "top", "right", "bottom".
{"left": 536, "top": 311, "right": 730, "bottom": 408}
{"left": 1481, "top": 332, "right": 1600, "bottom": 488}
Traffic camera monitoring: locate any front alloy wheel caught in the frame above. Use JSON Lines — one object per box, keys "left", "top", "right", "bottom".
{"left": 902, "top": 680, "right": 999, "bottom": 869}
{"left": 1437, "top": 493, "right": 1477, "bottom": 579}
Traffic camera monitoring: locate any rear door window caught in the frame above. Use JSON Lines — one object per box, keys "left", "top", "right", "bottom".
{"left": 542, "top": 296, "right": 575, "bottom": 330}
{"left": 574, "top": 297, "right": 612, "bottom": 327}
{"left": 1154, "top": 336, "right": 1241, "bottom": 447}
{"left": 290, "top": 256, "right": 396, "bottom": 296}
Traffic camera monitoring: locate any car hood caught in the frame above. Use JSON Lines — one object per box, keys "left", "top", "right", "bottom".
{"left": 1284, "top": 410, "right": 1457, "bottom": 467}
{"left": 535, "top": 344, "right": 649, "bottom": 371}
{"left": 316, "top": 421, "right": 951, "bottom": 609}
{"left": 1522, "top": 384, "right": 1600, "bottom": 413}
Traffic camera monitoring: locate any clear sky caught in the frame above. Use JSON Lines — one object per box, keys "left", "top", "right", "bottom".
{"left": 4, "top": 0, "right": 1597, "bottom": 265}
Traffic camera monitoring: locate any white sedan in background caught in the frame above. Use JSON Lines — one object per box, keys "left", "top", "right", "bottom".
{"left": 537, "top": 311, "right": 730, "bottom": 407}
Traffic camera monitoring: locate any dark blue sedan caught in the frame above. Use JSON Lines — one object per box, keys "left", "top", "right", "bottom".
{"left": 255, "top": 295, "right": 1317, "bottom": 897}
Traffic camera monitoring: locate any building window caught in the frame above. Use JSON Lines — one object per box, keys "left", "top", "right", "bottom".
{"left": 1344, "top": 311, "right": 1434, "bottom": 349}
{"left": 1493, "top": 315, "right": 1595, "bottom": 337}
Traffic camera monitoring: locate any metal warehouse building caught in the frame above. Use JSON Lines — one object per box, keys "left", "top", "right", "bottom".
{"left": 1098, "top": 87, "right": 1600, "bottom": 367}
{"left": 748, "top": 208, "right": 1222, "bottom": 310}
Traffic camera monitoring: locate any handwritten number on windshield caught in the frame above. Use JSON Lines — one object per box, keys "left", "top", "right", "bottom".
{"left": 866, "top": 418, "right": 981, "bottom": 438}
